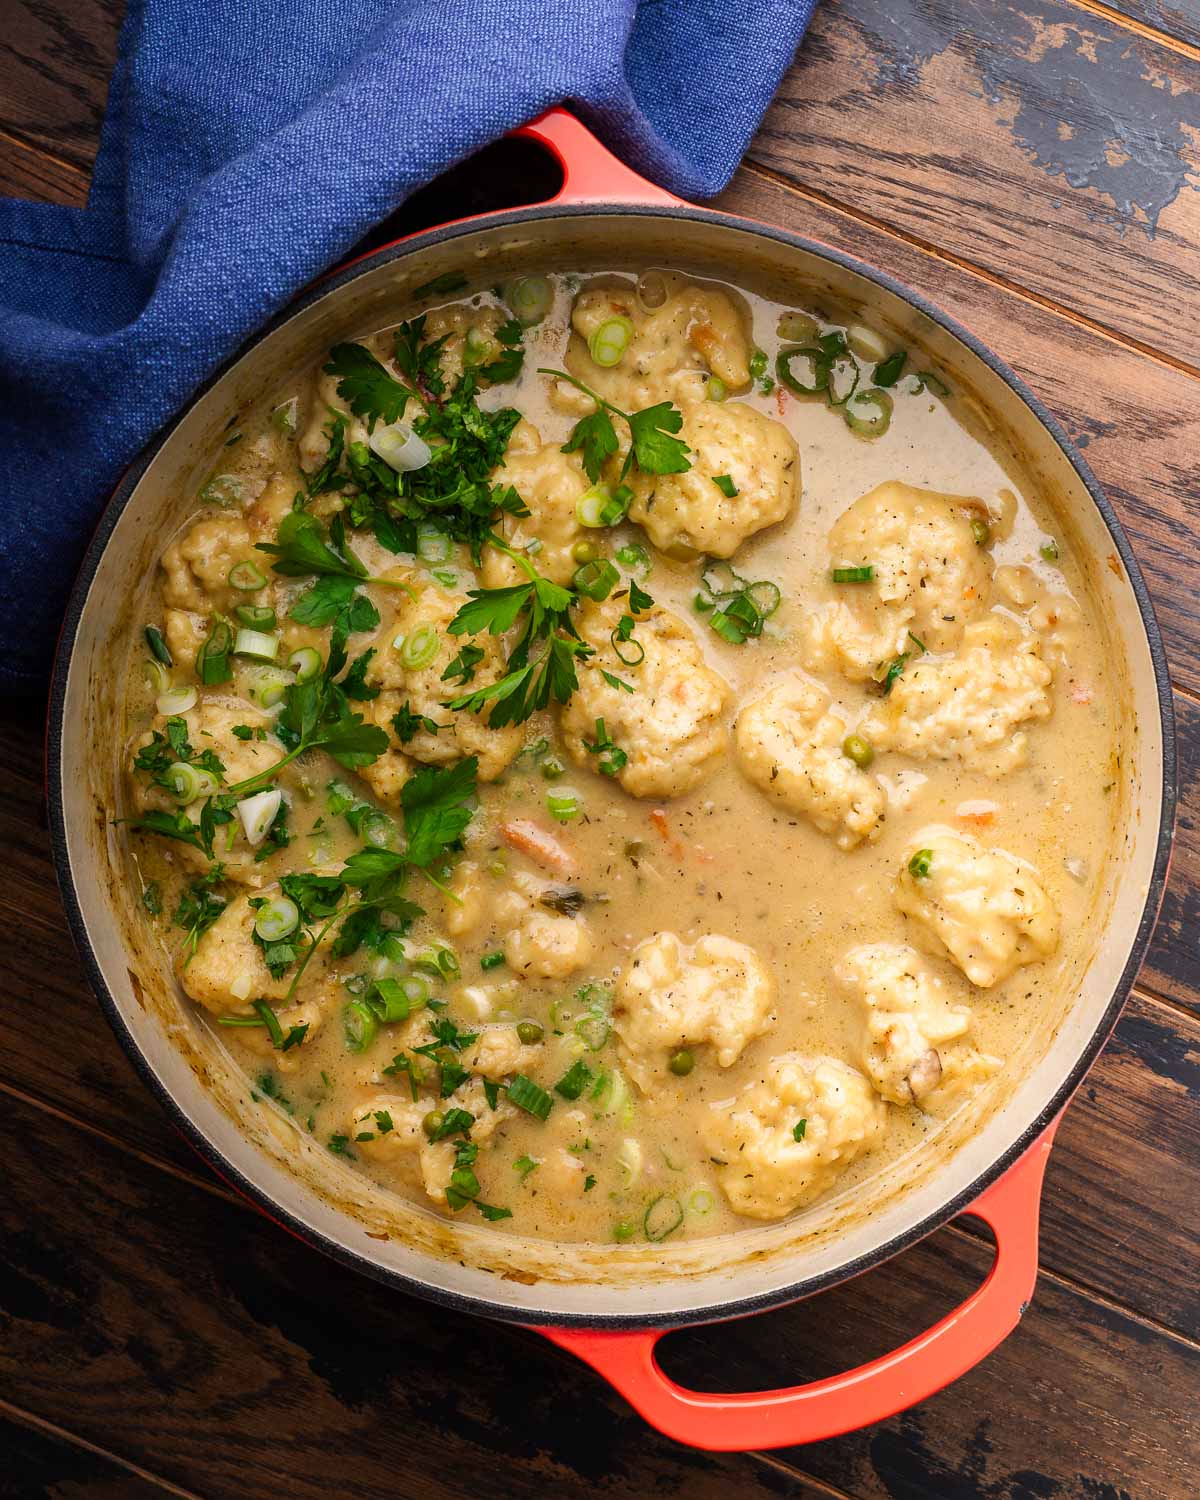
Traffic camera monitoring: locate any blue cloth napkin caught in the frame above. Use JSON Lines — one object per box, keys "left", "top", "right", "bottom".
{"left": 0, "top": 0, "right": 814, "bottom": 691}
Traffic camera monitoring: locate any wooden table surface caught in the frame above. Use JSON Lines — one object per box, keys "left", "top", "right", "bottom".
{"left": 3, "top": 2, "right": 1198, "bottom": 1496}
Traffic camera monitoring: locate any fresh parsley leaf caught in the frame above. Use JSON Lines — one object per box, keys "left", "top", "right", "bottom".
{"left": 304, "top": 413, "right": 347, "bottom": 496}
{"left": 391, "top": 702, "right": 446, "bottom": 743}
{"left": 324, "top": 343, "right": 414, "bottom": 431}
{"left": 449, "top": 584, "right": 533, "bottom": 637}
{"left": 401, "top": 758, "right": 478, "bottom": 867}
{"left": 628, "top": 579, "right": 653, "bottom": 613}
{"left": 131, "top": 809, "right": 207, "bottom": 854}
{"left": 173, "top": 876, "right": 227, "bottom": 963}
{"left": 440, "top": 643, "right": 485, "bottom": 685}
{"left": 341, "top": 648, "right": 379, "bottom": 701}
{"left": 712, "top": 473, "right": 738, "bottom": 498}
{"left": 141, "top": 881, "right": 162, "bottom": 916}
{"left": 258, "top": 511, "right": 367, "bottom": 580}
{"left": 583, "top": 717, "right": 627, "bottom": 777}
{"left": 562, "top": 407, "right": 620, "bottom": 483}
{"left": 626, "top": 401, "right": 690, "bottom": 475}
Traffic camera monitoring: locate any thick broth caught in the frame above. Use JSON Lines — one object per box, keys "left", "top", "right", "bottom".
{"left": 123, "top": 271, "right": 1118, "bottom": 1247}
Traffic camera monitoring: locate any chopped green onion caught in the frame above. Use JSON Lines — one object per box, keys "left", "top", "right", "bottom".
{"left": 233, "top": 628, "right": 279, "bottom": 662}
{"left": 613, "top": 1220, "right": 636, "bottom": 1242}
{"left": 776, "top": 345, "right": 830, "bottom": 396}
{"left": 668, "top": 1049, "right": 695, "bottom": 1077}
{"left": 508, "top": 1073, "right": 553, "bottom": 1120}
{"left": 778, "top": 310, "right": 820, "bottom": 342}
{"left": 616, "top": 542, "right": 650, "bottom": 570}
{"left": 516, "top": 1020, "right": 543, "bottom": 1044}
{"left": 196, "top": 621, "right": 232, "bottom": 685}
{"left": 825, "top": 353, "right": 861, "bottom": 407}
{"left": 399, "top": 624, "right": 440, "bottom": 669}
{"left": 572, "top": 559, "right": 619, "bottom": 601}
{"left": 166, "top": 761, "right": 216, "bottom": 804}
{"left": 156, "top": 684, "right": 197, "bottom": 716}
{"left": 572, "top": 539, "right": 599, "bottom": 565}
{"left": 200, "top": 474, "right": 244, "bottom": 508}
{"left": 369, "top": 975, "right": 429, "bottom": 1023}
{"left": 577, "top": 486, "right": 613, "bottom": 528}
{"left": 689, "top": 1187, "right": 714, "bottom": 1215}
{"left": 144, "top": 625, "right": 173, "bottom": 667}
{"left": 235, "top": 603, "right": 276, "bottom": 629}
{"left": 245, "top": 664, "right": 294, "bottom": 710}
{"left": 143, "top": 659, "right": 171, "bottom": 695}
{"left": 712, "top": 474, "right": 738, "bottom": 498}
{"left": 1040, "top": 538, "right": 1060, "bottom": 562}
{"left": 910, "top": 370, "right": 950, "bottom": 397}
{"left": 481, "top": 951, "right": 506, "bottom": 972}
{"left": 706, "top": 376, "right": 727, "bottom": 402}
{"left": 846, "top": 323, "right": 889, "bottom": 362}
{"left": 343, "top": 999, "right": 379, "bottom": 1053}
{"left": 253, "top": 999, "right": 285, "bottom": 1048}
{"left": 271, "top": 397, "right": 299, "bottom": 433}
{"left": 617, "top": 1137, "right": 644, "bottom": 1187}
{"left": 227, "top": 560, "right": 267, "bottom": 591}
{"left": 693, "top": 592, "right": 714, "bottom": 614}
{"left": 237, "top": 788, "right": 283, "bottom": 847}
{"left": 507, "top": 275, "right": 552, "bottom": 326}
{"left": 368, "top": 421, "right": 432, "bottom": 473}
{"left": 547, "top": 791, "right": 580, "bottom": 824}
{"left": 415, "top": 522, "right": 452, "bottom": 564}
{"left": 464, "top": 323, "right": 498, "bottom": 366}
{"left": 874, "top": 349, "right": 907, "bottom": 387}
{"left": 793, "top": 1118, "right": 808, "bottom": 1141}
{"left": 748, "top": 347, "right": 774, "bottom": 394}
{"left": 555, "top": 1058, "right": 594, "bottom": 1100}
{"left": 513, "top": 1154, "right": 539, "bottom": 1179}
{"left": 843, "top": 733, "right": 875, "bottom": 769}
{"left": 844, "top": 388, "right": 893, "bottom": 438}
{"left": 575, "top": 1012, "right": 610, "bottom": 1051}
{"left": 254, "top": 896, "right": 300, "bottom": 943}
{"left": 908, "top": 848, "right": 934, "bottom": 879}
{"left": 540, "top": 756, "right": 565, "bottom": 780}
{"left": 832, "top": 565, "right": 874, "bottom": 584}
{"left": 610, "top": 627, "right": 644, "bottom": 667}
{"left": 971, "top": 518, "right": 991, "bottom": 547}
{"left": 588, "top": 315, "right": 635, "bottom": 368}
{"left": 288, "top": 646, "right": 322, "bottom": 681}
{"left": 643, "top": 1194, "right": 684, "bottom": 1242}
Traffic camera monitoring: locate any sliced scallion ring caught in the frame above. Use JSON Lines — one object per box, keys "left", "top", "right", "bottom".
{"left": 572, "top": 559, "right": 619, "bottom": 602}
{"left": 237, "top": 788, "right": 283, "bottom": 846}
{"left": 705, "top": 375, "right": 727, "bottom": 402}
{"left": 588, "top": 316, "right": 634, "bottom": 368}
{"left": 399, "top": 624, "right": 439, "bottom": 670}
{"left": 846, "top": 322, "right": 890, "bottom": 362}
{"left": 547, "top": 790, "right": 581, "bottom": 824}
{"left": 143, "top": 659, "right": 171, "bottom": 695}
{"left": 235, "top": 603, "right": 276, "bottom": 629}
{"left": 745, "top": 580, "right": 782, "bottom": 618}
{"left": 415, "top": 522, "right": 452, "bottom": 563}
{"left": 610, "top": 629, "right": 644, "bottom": 667}
{"left": 144, "top": 625, "right": 173, "bottom": 667}
{"left": 689, "top": 1187, "right": 715, "bottom": 1215}
{"left": 166, "top": 762, "right": 216, "bottom": 804}
{"left": 831, "top": 565, "right": 874, "bottom": 584}
{"left": 507, "top": 275, "right": 552, "bottom": 327}
{"left": 245, "top": 664, "right": 294, "bottom": 710}
{"left": 643, "top": 1194, "right": 684, "bottom": 1242}
{"left": 844, "top": 387, "right": 894, "bottom": 438}
{"left": 777, "top": 310, "right": 820, "bottom": 342}
{"left": 227, "top": 560, "right": 267, "bottom": 591}
{"left": 233, "top": 628, "right": 279, "bottom": 662}
{"left": 343, "top": 999, "right": 379, "bottom": 1053}
{"left": 576, "top": 485, "right": 613, "bottom": 528}
{"left": 361, "top": 810, "right": 394, "bottom": 849}
{"left": 156, "top": 684, "right": 197, "bottom": 716}
{"left": 271, "top": 396, "right": 299, "bottom": 433}
{"left": 776, "top": 344, "right": 830, "bottom": 396}
{"left": 254, "top": 896, "right": 300, "bottom": 943}
{"left": 616, "top": 1138, "right": 643, "bottom": 1188}
{"left": 825, "top": 352, "right": 860, "bottom": 407}
{"left": 196, "top": 621, "right": 232, "bottom": 685}
{"left": 368, "top": 421, "right": 432, "bottom": 474}
{"left": 288, "top": 646, "right": 322, "bottom": 682}
{"left": 575, "top": 1012, "right": 610, "bottom": 1051}
{"left": 463, "top": 323, "right": 498, "bottom": 366}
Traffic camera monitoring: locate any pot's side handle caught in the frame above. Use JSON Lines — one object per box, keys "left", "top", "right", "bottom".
{"left": 535, "top": 1123, "right": 1059, "bottom": 1452}
{"left": 512, "top": 109, "right": 683, "bottom": 207}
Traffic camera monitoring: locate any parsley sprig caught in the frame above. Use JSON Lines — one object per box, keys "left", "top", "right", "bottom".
{"left": 442, "top": 536, "right": 591, "bottom": 727}
{"left": 537, "top": 368, "right": 691, "bottom": 482}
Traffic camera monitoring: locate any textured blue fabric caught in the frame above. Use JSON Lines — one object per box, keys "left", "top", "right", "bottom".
{"left": 0, "top": 0, "right": 815, "bottom": 690}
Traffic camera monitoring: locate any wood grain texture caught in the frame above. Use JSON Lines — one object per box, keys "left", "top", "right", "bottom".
{"left": 751, "top": 0, "right": 1200, "bottom": 359}
{"left": 0, "top": 128, "right": 87, "bottom": 205}
{"left": 4, "top": 1092, "right": 1195, "bottom": 1500}
{"left": 0, "top": 1407, "right": 199, "bottom": 1500}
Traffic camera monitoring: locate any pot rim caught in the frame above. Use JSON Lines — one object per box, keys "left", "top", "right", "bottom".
{"left": 47, "top": 200, "right": 1177, "bottom": 1330}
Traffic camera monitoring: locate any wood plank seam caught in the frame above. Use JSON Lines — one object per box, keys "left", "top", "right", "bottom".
{"left": 0, "top": 122, "right": 91, "bottom": 183}
{"left": 1132, "top": 983, "right": 1200, "bottom": 1026}
{"left": 0, "top": 1395, "right": 205, "bottom": 1500}
{"left": 1059, "top": 0, "right": 1200, "bottom": 64}
{"left": 738, "top": 159, "right": 1200, "bottom": 386}
{"left": 746, "top": 1448, "right": 862, "bottom": 1498}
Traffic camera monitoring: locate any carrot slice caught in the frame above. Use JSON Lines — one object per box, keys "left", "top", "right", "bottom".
{"left": 500, "top": 819, "right": 577, "bottom": 877}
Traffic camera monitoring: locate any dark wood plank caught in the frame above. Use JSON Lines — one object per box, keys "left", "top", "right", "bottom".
{"left": 1140, "top": 691, "right": 1200, "bottom": 1009}
{"left": 6, "top": 1092, "right": 1193, "bottom": 1500}
{"left": 0, "top": 129, "right": 87, "bottom": 205}
{"left": 0, "top": 1094, "right": 838, "bottom": 1500}
{"left": 1084, "top": 0, "right": 1200, "bottom": 54}
{"left": 716, "top": 164, "right": 1200, "bottom": 699}
{"left": 0, "top": 1406, "right": 198, "bottom": 1500}
{"left": 0, "top": 0, "right": 122, "bottom": 172}
{"left": 750, "top": 0, "right": 1200, "bottom": 359}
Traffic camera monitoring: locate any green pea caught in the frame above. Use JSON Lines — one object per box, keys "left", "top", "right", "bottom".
{"left": 422, "top": 1110, "right": 445, "bottom": 1139}
{"left": 572, "top": 540, "right": 599, "bottom": 565}
{"left": 516, "top": 1021, "right": 544, "bottom": 1045}
{"left": 843, "top": 733, "right": 875, "bottom": 769}
{"left": 669, "top": 1049, "right": 695, "bottom": 1077}
{"left": 970, "top": 518, "right": 991, "bottom": 547}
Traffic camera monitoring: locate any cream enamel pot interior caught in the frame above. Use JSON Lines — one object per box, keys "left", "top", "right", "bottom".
{"left": 48, "top": 110, "right": 1175, "bottom": 1450}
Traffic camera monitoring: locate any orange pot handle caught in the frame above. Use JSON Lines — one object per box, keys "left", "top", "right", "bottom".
{"left": 511, "top": 109, "right": 683, "bottom": 207}
{"left": 535, "top": 1121, "right": 1059, "bottom": 1451}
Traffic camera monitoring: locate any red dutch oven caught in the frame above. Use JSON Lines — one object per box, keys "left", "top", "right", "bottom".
{"left": 48, "top": 109, "right": 1175, "bottom": 1450}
